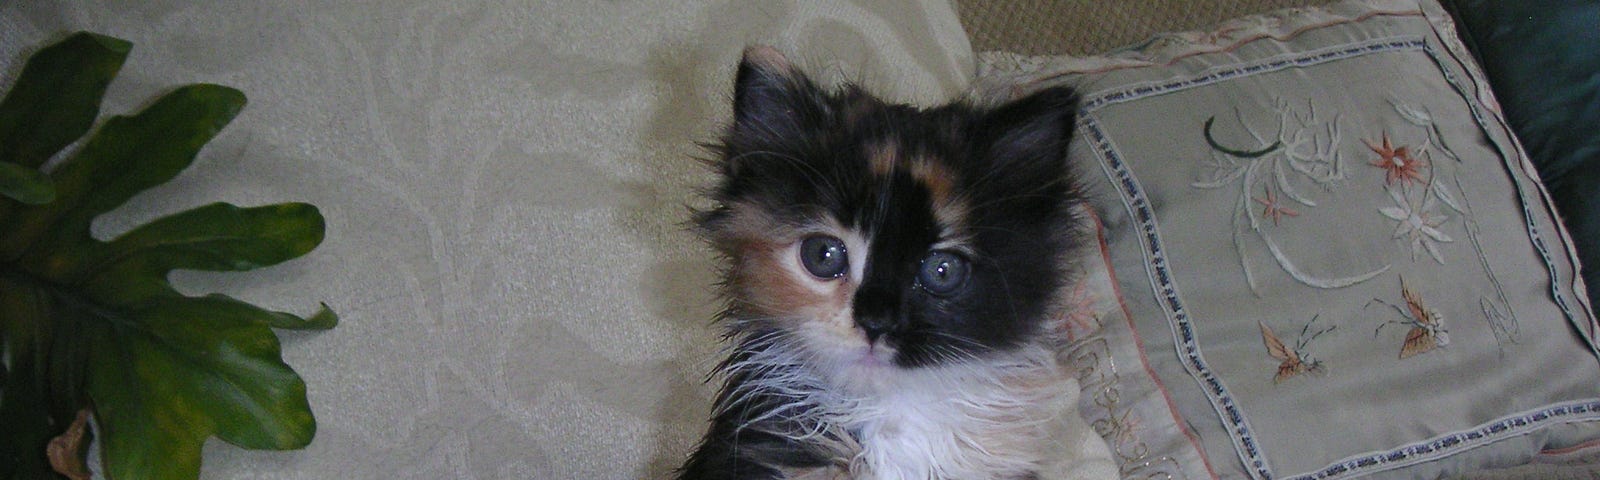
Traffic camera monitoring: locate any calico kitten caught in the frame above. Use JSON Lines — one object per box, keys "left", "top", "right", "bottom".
{"left": 679, "top": 46, "right": 1096, "bottom": 480}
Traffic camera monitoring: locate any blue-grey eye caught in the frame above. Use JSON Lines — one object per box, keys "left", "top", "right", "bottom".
{"left": 799, "top": 235, "right": 848, "bottom": 279}
{"left": 918, "top": 250, "right": 968, "bottom": 296}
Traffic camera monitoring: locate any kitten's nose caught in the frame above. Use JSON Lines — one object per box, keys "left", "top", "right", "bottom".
{"left": 857, "top": 317, "right": 892, "bottom": 344}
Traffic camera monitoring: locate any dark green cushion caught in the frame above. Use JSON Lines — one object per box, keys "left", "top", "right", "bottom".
{"left": 1446, "top": 0, "right": 1600, "bottom": 305}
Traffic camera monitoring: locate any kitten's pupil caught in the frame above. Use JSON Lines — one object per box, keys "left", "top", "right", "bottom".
{"left": 800, "top": 235, "right": 848, "bottom": 279}
{"left": 917, "top": 251, "right": 968, "bottom": 296}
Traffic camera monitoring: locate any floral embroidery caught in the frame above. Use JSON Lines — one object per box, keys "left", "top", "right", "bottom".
{"left": 1369, "top": 276, "right": 1449, "bottom": 359}
{"left": 1259, "top": 315, "right": 1334, "bottom": 383}
{"left": 1071, "top": 335, "right": 1187, "bottom": 480}
{"left": 1379, "top": 182, "right": 1453, "bottom": 264}
{"left": 1391, "top": 100, "right": 1463, "bottom": 163}
{"left": 1253, "top": 187, "right": 1300, "bottom": 226}
{"left": 1193, "top": 98, "right": 1390, "bottom": 292}
{"left": 1063, "top": 224, "right": 1192, "bottom": 480}
{"left": 1074, "top": 33, "right": 1591, "bottom": 479}
{"left": 1061, "top": 281, "right": 1101, "bottom": 342}
{"left": 1104, "top": 409, "right": 1145, "bottom": 448}
{"left": 1365, "top": 132, "right": 1427, "bottom": 186}
{"left": 1389, "top": 101, "right": 1522, "bottom": 350}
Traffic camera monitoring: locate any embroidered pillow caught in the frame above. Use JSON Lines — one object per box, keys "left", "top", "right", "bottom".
{"left": 977, "top": 0, "right": 1600, "bottom": 479}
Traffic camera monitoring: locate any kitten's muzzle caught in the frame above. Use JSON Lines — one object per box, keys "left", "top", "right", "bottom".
{"left": 853, "top": 282, "right": 903, "bottom": 344}
{"left": 857, "top": 316, "right": 893, "bottom": 344}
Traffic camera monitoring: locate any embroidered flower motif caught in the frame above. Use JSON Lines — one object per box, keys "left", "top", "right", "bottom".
{"left": 1391, "top": 100, "right": 1463, "bottom": 163}
{"left": 1380, "top": 186, "right": 1452, "bottom": 263}
{"left": 1107, "top": 409, "right": 1144, "bottom": 445}
{"left": 1193, "top": 99, "right": 1388, "bottom": 293}
{"left": 1061, "top": 281, "right": 1100, "bottom": 342}
{"left": 1366, "top": 133, "right": 1427, "bottom": 186}
{"left": 1252, "top": 187, "right": 1300, "bottom": 226}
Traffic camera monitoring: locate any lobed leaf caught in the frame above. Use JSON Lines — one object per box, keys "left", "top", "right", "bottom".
{"left": 90, "top": 296, "right": 319, "bottom": 449}
{"left": 102, "top": 202, "right": 325, "bottom": 274}
{"left": 0, "top": 32, "right": 129, "bottom": 170}
{"left": 86, "top": 294, "right": 320, "bottom": 480}
{"left": 1, "top": 84, "right": 247, "bottom": 264}
{"left": 0, "top": 33, "right": 334, "bottom": 480}
{"left": 70, "top": 202, "right": 327, "bottom": 307}
{"left": 0, "top": 161, "right": 55, "bottom": 205}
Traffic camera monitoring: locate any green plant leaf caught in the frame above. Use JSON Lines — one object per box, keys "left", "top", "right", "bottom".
{"left": 0, "top": 266, "right": 78, "bottom": 480}
{"left": 0, "top": 162, "right": 55, "bottom": 205}
{"left": 0, "top": 32, "right": 129, "bottom": 170}
{"left": 87, "top": 295, "right": 315, "bottom": 480}
{"left": 0, "top": 33, "right": 334, "bottom": 480}
{"left": 1, "top": 84, "right": 248, "bottom": 263}
{"left": 0, "top": 353, "right": 60, "bottom": 480}
{"left": 78, "top": 202, "right": 327, "bottom": 306}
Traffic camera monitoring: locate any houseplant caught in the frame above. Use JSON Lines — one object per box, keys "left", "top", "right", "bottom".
{"left": 0, "top": 32, "right": 335, "bottom": 480}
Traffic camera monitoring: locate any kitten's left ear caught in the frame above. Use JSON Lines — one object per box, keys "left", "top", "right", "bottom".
{"left": 731, "top": 46, "right": 819, "bottom": 142}
{"left": 978, "top": 87, "right": 1081, "bottom": 173}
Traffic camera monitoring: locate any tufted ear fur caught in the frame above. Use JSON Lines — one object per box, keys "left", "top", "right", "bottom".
{"left": 980, "top": 87, "right": 1079, "bottom": 169}
{"left": 730, "top": 46, "right": 825, "bottom": 145}
{"left": 973, "top": 87, "right": 1081, "bottom": 197}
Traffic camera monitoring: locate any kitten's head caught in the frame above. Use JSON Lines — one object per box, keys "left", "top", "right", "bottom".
{"left": 697, "top": 46, "right": 1085, "bottom": 380}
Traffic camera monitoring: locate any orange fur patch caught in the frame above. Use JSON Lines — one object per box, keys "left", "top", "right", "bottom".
{"left": 868, "top": 142, "right": 899, "bottom": 177}
{"left": 710, "top": 201, "right": 798, "bottom": 250}
{"left": 734, "top": 241, "right": 824, "bottom": 319}
{"left": 718, "top": 210, "right": 861, "bottom": 344}
{"left": 909, "top": 158, "right": 971, "bottom": 247}
{"left": 865, "top": 143, "right": 972, "bottom": 248}
{"left": 908, "top": 159, "right": 955, "bottom": 207}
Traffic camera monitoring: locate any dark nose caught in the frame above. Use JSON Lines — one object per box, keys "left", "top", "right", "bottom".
{"left": 854, "top": 280, "right": 901, "bottom": 344}
{"left": 853, "top": 268, "right": 904, "bottom": 344}
{"left": 858, "top": 316, "right": 892, "bottom": 344}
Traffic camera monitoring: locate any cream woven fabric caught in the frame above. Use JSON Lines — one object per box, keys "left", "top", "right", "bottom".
{"left": 0, "top": 1, "right": 994, "bottom": 478}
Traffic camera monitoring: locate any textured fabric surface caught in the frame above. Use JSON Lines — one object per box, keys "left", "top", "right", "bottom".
{"left": 954, "top": 0, "right": 1336, "bottom": 56}
{"left": 1452, "top": 463, "right": 1600, "bottom": 480}
{"left": 0, "top": 1, "right": 999, "bottom": 478}
{"left": 974, "top": 0, "right": 1600, "bottom": 478}
{"left": 1443, "top": 0, "right": 1600, "bottom": 312}
{"left": 1062, "top": 217, "right": 1218, "bottom": 480}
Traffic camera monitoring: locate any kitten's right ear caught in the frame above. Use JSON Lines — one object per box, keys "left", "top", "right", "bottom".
{"left": 732, "top": 46, "right": 813, "bottom": 141}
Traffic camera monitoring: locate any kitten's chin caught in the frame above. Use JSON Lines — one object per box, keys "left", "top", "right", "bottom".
{"left": 849, "top": 344, "right": 896, "bottom": 369}
{"left": 792, "top": 327, "right": 909, "bottom": 389}
{"left": 822, "top": 343, "right": 907, "bottom": 391}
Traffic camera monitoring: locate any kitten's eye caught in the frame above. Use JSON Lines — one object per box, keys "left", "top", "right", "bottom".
{"left": 917, "top": 251, "right": 969, "bottom": 296}
{"left": 799, "top": 235, "right": 849, "bottom": 279}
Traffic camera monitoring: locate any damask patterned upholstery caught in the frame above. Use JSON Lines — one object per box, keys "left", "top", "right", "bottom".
{"left": 0, "top": 1, "right": 979, "bottom": 478}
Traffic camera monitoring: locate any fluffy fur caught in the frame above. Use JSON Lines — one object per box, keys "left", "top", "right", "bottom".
{"left": 679, "top": 46, "right": 1095, "bottom": 480}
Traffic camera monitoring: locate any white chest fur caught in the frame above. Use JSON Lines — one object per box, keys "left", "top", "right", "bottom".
{"left": 797, "top": 346, "right": 1104, "bottom": 480}
{"left": 730, "top": 339, "right": 1115, "bottom": 480}
{"left": 847, "top": 384, "right": 1056, "bottom": 479}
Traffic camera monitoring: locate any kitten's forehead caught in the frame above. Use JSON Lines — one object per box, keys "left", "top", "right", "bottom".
{"left": 864, "top": 140, "right": 971, "bottom": 251}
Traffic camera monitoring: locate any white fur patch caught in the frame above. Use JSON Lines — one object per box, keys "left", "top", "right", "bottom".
{"left": 726, "top": 336, "right": 1094, "bottom": 480}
